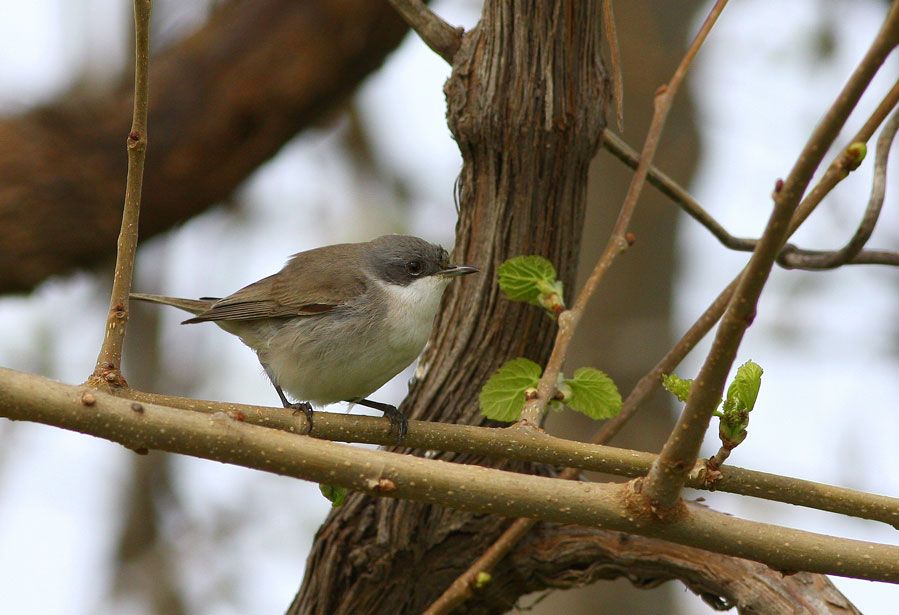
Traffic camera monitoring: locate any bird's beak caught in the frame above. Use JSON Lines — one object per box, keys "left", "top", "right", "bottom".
{"left": 438, "top": 264, "right": 479, "bottom": 277}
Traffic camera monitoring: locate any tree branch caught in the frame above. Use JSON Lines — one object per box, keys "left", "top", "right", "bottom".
{"left": 88, "top": 0, "right": 152, "bottom": 388}
{"left": 451, "top": 6, "right": 728, "bottom": 608}
{"left": 641, "top": 2, "right": 899, "bottom": 512}
{"left": 602, "top": 126, "right": 899, "bottom": 269}
{"left": 2, "top": 368, "right": 898, "bottom": 583}
{"left": 477, "top": 525, "right": 862, "bottom": 614}
{"left": 387, "top": 0, "right": 463, "bottom": 62}
{"left": 122, "top": 389, "right": 899, "bottom": 527}
{"left": 779, "top": 108, "right": 899, "bottom": 269}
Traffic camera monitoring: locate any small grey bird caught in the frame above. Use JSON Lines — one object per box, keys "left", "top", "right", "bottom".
{"left": 132, "top": 235, "right": 477, "bottom": 439}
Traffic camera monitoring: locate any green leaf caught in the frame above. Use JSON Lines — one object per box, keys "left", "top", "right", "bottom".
{"left": 498, "top": 256, "right": 562, "bottom": 308}
{"left": 564, "top": 367, "right": 622, "bottom": 420}
{"left": 479, "top": 358, "right": 543, "bottom": 422}
{"left": 661, "top": 373, "right": 693, "bottom": 403}
{"left": 725, "top": 360, "right": 763, "bottom": 413}
{"left": 319, "top": 483, "right": 348, "bottom": 507}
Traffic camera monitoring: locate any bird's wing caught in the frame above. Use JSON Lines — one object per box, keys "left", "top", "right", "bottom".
{"left": 183, "top": 244, "right": 367, "bottom": 324}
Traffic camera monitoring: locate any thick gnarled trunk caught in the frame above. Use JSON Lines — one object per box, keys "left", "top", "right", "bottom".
{"left": 291, "top": 2, "right": 608, "bottom": 613}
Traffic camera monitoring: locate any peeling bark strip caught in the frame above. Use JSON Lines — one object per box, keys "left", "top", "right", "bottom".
{"left": 292, "top": 2, "right": 608, "bottom": 613}
{"left": 491, "top": 526, "right": 862, "bottom": 615}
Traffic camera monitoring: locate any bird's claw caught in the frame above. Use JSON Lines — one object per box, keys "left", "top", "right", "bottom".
{"left": 288, "top": 401, "right": 314, "bottom": 434}
{"left": 382, "top": 405, "right": 408, "bottom": 444}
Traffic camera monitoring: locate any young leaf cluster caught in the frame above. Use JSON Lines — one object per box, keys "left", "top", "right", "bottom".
{"left": 498, "top": 256, "right": 566, "bottom": 317}
{"left": 479, "top": 359, "right": 621, "bottom": 422}
{"left": 718, "top": 360, "right": 763, "bottom": 447}
{"left": 663, "top": 360, "right": 763, "bottom": 452}
{"left": 480, "top": 256, "right": 623, "bottom": 424}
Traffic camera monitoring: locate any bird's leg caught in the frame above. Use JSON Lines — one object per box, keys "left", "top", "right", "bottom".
{"left": 350, "top": 398, "right": 408, "bottom": 443}
{"left": 274, "top": 384, "right": 314, "bottom": 434}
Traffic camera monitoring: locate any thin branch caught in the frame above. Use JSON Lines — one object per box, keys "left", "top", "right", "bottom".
{"left": 88, "top": 0, "right": 152, "bottom": 388}
{"left": 441, "top": 3, "right": 727, "bottom": 606}
{"left": 518, "top": 0, "right": 729, "bottom": 427}
{"left": 779, "top": 108, "right": 899, "bottom": 269}
{"left": 788, "top": 78, "right": 899, "bottom": 232}
{"left": 423, "top": 517, "right": 535, "bottom": 615}
{"left": 2, "top": 368, "right": 899, "bottom": 583}
{"left": 641, "top": 3, "right": 899, "bottom": 512}
{"left": 593, "top": 277, "right": 737, "bottom": 446}
{"left": 386, "top": 0, "right": 463, "bottom": 63}
{"left": 602, "top": 91, "right": 899, "bottom": 269}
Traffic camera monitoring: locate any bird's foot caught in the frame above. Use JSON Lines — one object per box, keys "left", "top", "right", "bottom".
{"left": 349, "top": 398, "right": 408, "bottom": 444}
{"left": 381, "top": 405, "right": 408, "bottom": 444}
{"left": 287, "top": 401, "right": 314, "bottom": 434}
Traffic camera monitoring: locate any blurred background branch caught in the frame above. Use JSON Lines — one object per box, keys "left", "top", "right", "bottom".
{"left": 0, "top": 0, "right": 411, "bottom": 295}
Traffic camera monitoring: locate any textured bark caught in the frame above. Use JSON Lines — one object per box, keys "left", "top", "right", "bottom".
{"left": 472, "top": 524, "right": 863, "bottom": 614}
{"left": 290, "top": 2, "right": 609, "bottom": 613}
{"left": 0, "top": 0, "right": 408, "bottom": 295}
{"left": 542, "top": 1, "right": 701, "bottom": 611}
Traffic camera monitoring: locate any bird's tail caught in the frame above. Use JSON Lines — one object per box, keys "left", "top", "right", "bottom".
{"left": 130, "top": 293, "right": 217, "bottom": 317}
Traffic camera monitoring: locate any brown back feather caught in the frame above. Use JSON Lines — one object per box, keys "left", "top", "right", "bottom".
{"left": 183, "top": 243, "right": 367, "bottom": 323}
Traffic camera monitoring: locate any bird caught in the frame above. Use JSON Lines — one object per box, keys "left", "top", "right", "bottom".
{"left": 131, "top": 235, "right": 477, "bottom": 441}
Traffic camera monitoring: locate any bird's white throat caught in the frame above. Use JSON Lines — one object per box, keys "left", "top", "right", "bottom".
{"left": 377, "top": 276, "right": 449, "bottom": 354}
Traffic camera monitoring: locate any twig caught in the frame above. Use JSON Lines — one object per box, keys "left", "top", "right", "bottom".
{"left": 593, "top": 278, "right": 738, "bottom": 445}
{"left": 433, "top": 4, "right": 730, "bottom": 609}
{"left": 423, "top": 517, "right": 535, "bottom": 615}
{"left": 788, "top": 78, "right": 899, "bottom": 232}
{"left": 602, "top": 97, "right": 899, "bottom": 269}
{"left": 88, "top": 0, "right": 152, "bottom": 388}
{"left": 386, "top": 0, "right": 463, "bottom": 63}
{"left": 518, "top": 0, "right": 729, "bottom": 427}
{"left": 3, "top": 369, "right": 899, "bottom": 583}
{"left": 602, "top": 0, "right": 624, "bottom": 132}
{"left": 641, "top": 3, "right": 899, "bottom": 512}
{"left": 780, "top": 108, "right": 899, "bottom": 269}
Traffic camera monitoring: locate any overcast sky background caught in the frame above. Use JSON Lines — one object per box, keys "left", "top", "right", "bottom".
{"left": 0, "top": 1, "right": 897, "bottom": 613}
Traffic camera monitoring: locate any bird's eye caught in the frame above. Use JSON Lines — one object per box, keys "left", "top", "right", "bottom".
{"left": 406, "top": 260, "right": 423, "bottom": 276}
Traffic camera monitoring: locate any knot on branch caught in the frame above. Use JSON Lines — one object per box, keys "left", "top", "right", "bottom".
{"left": 625, "top": 478, "right": 688, "bottom": 523}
